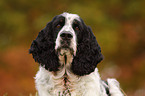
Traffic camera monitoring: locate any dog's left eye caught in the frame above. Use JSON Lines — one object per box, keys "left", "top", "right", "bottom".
{"left": 75, "top": 26, "right": 79, "bottom": 31}
{"left": 73, "top": 24, "right": 80, "bottom": 31}
{"left": 73, "top": 21, "right": 80, "bottom": 31}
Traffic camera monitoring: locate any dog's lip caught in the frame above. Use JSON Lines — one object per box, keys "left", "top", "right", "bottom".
{"left": 56, "top": 46, "right": 74, "bottom": 56}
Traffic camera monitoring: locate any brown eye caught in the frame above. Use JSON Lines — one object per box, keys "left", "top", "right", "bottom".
{"left": 60, "top": 19, "right": 63, "bottom": 23}
{"left": 75, "top": 26, "right": 79, "bottom": 31}
{"left": 73, "top": 21, "right": 80, "bottom": 31}
{"left": 57, "top": 24, "right": 61, "bottom": 28}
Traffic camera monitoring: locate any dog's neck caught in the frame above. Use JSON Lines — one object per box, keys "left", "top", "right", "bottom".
{"left": 51, "top": 49, "right": 78, "bottom": 95}
{"left": 58, "top": 49, "right": 74, "bottom": 67}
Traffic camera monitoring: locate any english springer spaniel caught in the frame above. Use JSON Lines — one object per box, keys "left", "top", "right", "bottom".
{"left": 29, "top": 12, "right": 124, "bottom": 96}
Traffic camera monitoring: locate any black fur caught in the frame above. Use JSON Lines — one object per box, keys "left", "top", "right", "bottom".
{"left": 29, "top": 18, "right": 60, "bottom": 72}
{"left": 71, "top": 19, "right": 103, "bottom": 76}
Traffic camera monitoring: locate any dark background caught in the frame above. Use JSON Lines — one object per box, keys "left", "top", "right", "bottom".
{"left": 0, "top": 0, "right": 145, "bottom": 96}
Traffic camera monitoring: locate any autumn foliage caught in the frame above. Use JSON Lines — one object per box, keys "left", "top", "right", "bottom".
{"left": 0, "top": 0, "right": 145, "bottom": 96}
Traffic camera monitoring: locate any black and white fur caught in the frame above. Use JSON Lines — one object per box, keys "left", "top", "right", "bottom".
{"left": 29, "top": 12, "right": 124, "bottom": 96}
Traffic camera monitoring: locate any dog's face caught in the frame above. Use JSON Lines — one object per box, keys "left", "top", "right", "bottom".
{"left": 29, "top": 12, "right": 103, "bottom": 76}
{"left": 54, "top": 13, "right": 80, "bottom": 56}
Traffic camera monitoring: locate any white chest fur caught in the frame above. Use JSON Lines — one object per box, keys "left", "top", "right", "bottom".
{"left": 35, "top": 67, "right": 108, "bottom": 96}
{"left": 35, "top": 48, "right": 106, "bottom": 96}
{"left": 35, "top": 49, "right": 123, "bottom": 96}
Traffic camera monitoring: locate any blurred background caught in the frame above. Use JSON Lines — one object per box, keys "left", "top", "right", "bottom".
{"left": 0, "top": 0, "right": 145, "bottom": 96}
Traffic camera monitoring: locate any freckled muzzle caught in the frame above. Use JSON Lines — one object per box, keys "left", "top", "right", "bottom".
{"left": 60, "top": 31, "right": 73, "bottom": 48}
{"left": 56, "top": 31, "right": 74, "bottom": 56}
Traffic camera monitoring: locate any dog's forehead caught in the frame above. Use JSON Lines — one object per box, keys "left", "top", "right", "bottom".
{"left": 61, "top": 12, "right": 80, "bottom": 23}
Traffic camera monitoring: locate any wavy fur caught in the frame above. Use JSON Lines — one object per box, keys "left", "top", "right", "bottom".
{"left": 29, "top": 18, "right": 60, "bottom": 72}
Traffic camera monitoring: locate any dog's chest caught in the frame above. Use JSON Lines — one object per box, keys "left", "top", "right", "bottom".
{"left": 52, "top": 73, "right": 78, "bottom": 96}
{"left": 35, "top": 50, "right": 94, "bottom": 96}
{"left": 35, "top": 67, "right": 106, "bottom": 96}
{"left": 35, "top": 67, "right": 79, "bottom": 95}
{"left": 48, "top": 50, "right": 79, "bottom": 95}
{"left": 52, "top": 53, "right": 78, "bottom": 95}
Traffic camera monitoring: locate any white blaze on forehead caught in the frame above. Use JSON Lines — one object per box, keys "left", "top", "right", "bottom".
{"left": 60, "top": 12, "right": 80, "bottom": 32}
{"left": 61, "top": 12, "right": 80, "bottom": 23}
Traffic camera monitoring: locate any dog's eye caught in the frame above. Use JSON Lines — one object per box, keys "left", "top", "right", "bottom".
{"left": 75, "top": 26, "right": 79, "bottom": 31}
{"left": 56, "top": 19, "right": 64, "bottom": 29}
{"left": 74, "top": 24, "right": 80, "bottom": 31}
{"left": 73, "top": 21, "right": 80, "bottom": 31}
{"left": 56, "top": 24, "right": 61, "bottom": 28}
{"left": 60, "top": 19, "right": 63, "bottom": 23}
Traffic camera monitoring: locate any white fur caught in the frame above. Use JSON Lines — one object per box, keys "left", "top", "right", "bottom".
{"left": 35, "top": 66, "right": 124, "bottom": 96}
{"left": 36, "top": 67, "right": 105, "bottom": 96}
{"left": 107, "top": 79, "right": 124, "bottom": 96}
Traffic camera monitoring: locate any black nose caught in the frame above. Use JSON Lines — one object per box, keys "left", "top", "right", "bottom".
{"left": 60, "top": 32, "right": 73, "bottom": 40}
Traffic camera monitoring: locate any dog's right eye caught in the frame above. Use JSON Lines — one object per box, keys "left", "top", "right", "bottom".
{"left": 56, "top": 24, "right": 61, "bottom": 28}
{"left": 56, "top": 19, "right": 64, "bottom": 29}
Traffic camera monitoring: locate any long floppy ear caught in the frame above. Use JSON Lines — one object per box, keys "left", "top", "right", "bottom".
{"left": 29, "top": 21, "right": 60, "bottom": 72}
{"left": 71, "top": 25, "right": 103, "bottom": 76}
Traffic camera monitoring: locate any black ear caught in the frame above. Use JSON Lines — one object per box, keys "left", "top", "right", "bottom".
{"left": 29, "top": 22, "right": 60, "bottom": 72}
{"left": 71, "top": 26, "right": 103, "bottom": 76}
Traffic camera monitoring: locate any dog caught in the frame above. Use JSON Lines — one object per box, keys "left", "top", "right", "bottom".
{"left": 29, "top": 12, "right": 124, "bottom": 96}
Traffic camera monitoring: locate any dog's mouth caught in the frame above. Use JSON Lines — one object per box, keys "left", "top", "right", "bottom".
{"left": 57, "top": 41, "right": 73, "bottom": 56}
{"left": 56, "top": 47, "right": 74, "bottom": 56}
{"left": 56, "top": 39, "right": 75, "bottom": 57}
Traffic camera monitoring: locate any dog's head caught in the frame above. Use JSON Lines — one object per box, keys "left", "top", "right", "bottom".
{"left": 29, "top": 12, "right": 103, "bottom": 76}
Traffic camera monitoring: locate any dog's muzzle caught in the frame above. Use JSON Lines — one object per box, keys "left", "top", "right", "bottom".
{"left": 60, "top": 31, "right": 73, "bottom": 48}
{"left": 55, "top": 30, "right": 76, "bottom": 56}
